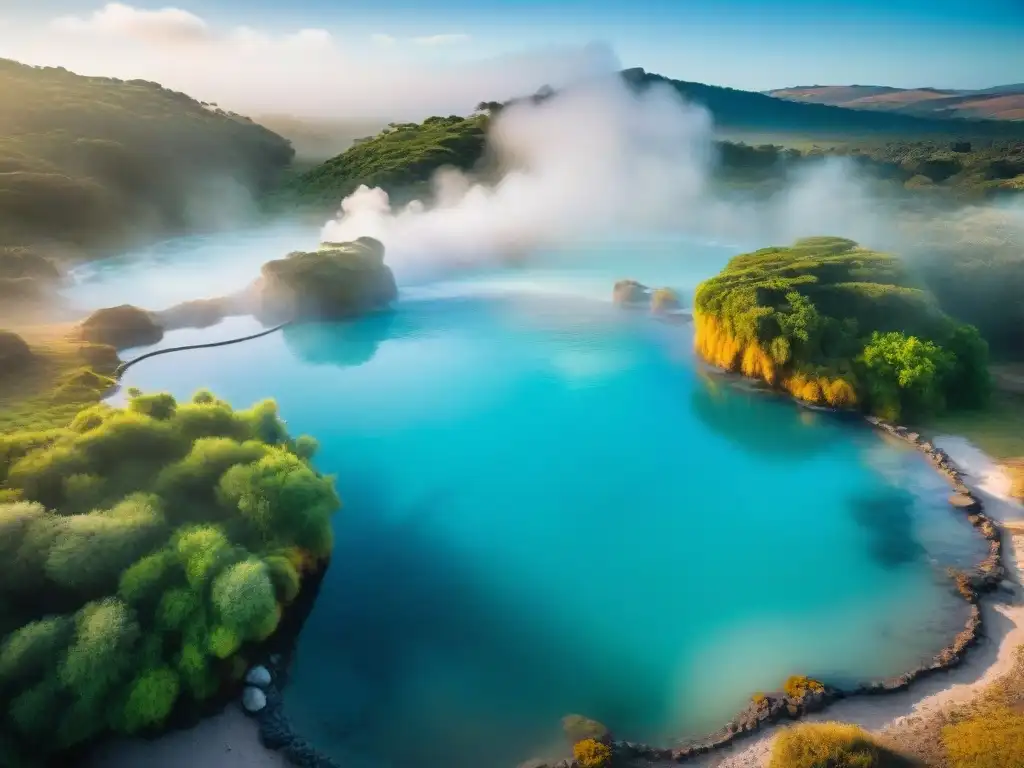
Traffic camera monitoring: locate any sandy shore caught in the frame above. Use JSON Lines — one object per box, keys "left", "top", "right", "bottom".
{"left": 688, "top": 435, "right": 1024, "bottom": 768}
{"left": 88, "top": 706, "right": 287, "bottom": 768}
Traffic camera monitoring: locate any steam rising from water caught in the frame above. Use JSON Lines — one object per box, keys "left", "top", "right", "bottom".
{"left": 321, "top": 74, "right": 894, "bottom": 281}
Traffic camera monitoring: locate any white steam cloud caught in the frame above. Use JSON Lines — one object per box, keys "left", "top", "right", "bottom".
{"left": 322, "top": 74, "right": 894, "bottom": 281}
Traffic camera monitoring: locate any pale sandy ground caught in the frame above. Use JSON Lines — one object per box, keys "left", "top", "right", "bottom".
{"left": 89, "top": 706, "right": 287, "bottom": 768}
{"left": 91, "top": 438, "right": 1024, "bottom": 768}
{"left": 688, "top": 435, "right": 1024, "bottom": 768}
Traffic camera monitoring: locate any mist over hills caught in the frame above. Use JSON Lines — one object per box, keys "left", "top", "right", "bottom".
{"left": 0, "top": 57, "right": 294, "bottom": 258}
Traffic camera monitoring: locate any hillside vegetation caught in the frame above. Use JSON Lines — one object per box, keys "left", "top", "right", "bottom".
{"left": 283, "top": 77, "right": 1024, "bottom": 213}
{"left": 281, "top": 115, "right": 487, "bottom": 209}
{"left": 768, "top": 84, "right": 1024, "bottom": 122}
{"left": 0, "top": 391, "right": 339, "bottom": 765}
{"left": 0, "top": 58, "right": 293, "bottom": 257}
{"left": 693, "top": 237, "right": 990, "bottom": 421}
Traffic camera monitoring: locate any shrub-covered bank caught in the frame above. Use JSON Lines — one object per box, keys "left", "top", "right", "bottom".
{"left": 0, "top": 391, "right": 340, "bottom": 766}
{"left": 693, "top": 236, "right": 990, "bottom": 421}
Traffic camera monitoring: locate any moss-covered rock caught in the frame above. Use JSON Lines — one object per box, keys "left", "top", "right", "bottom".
{"left": 254, "top": 237, "right": 397, "bottom": 323}
{"left": 613, "top": 279, "right": 650, "bottom": 306}
{"left": 651, "top": 287, "right": 682, "bottom": 314}
{"left": 79, "top": 305, "right": 164, "bottom": 350}
{"left": 0, "top": 330, "right": 33, "bottom": 375}
{"left": 693, "top": 237, "right": 990, "bottom": 420}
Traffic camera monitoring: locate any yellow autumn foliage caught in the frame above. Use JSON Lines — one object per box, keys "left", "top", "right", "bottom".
{"left": 695, "top": 313, "right": 858, "bottom": 410}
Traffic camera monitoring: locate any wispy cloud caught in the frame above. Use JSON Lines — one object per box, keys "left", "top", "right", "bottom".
{"left": 4, "top": 5, "right": 618, "bottom": 119}
{"left": 413, "top": 33, "right": 471, "bottom": 46}
{"left": 52, "top": 2, "right": 209, "bottom": 43}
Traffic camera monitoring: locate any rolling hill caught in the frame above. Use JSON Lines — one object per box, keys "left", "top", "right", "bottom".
{"left": 768, "top": 83, "right": 1024, "bottom": 121}
{"left": 0, "top": 58, "right": 294, "bottom": 258}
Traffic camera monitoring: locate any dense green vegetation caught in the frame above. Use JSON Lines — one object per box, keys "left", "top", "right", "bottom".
{"left": 769, "top": 722, "right": 918, "bottom": 768}
{"left": 255, "top": 237, "right": 398, "bottom": 322}
{"left": 280, "top": 115, "right": 487, "bottom": 209}
{"left": 713, "top": 139, "right": 1024, "bottom": 200}
{"left": 0, "top": 58, "right": 293, "bottom": 257}
{"left": 0, "top": 391, "right": 339, "bottom": 764}
{"left": 694, "top": 237, "right": 990, "bottom": 420}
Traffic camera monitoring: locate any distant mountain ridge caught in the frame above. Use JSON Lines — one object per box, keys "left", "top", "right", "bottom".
{"left": 767, "top": 82, "right": 1024, "bottom": 121}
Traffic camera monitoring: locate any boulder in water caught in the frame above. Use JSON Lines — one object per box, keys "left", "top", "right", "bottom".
{"left": 613, "top": 279, "right": 650, "bottom": 306}
{"left": 254, "top": 236, "right": 397, "bottom": 323}
{"left": 651, "top": 287, "right": 683, "bottom": 314}
{"left": 79, "top": 304, "right": 164, "bottom": 349}
{"left": 245, "top": 665, "right": 272, "bottom": 688}
{"left": 242, "top": 685, "right": 267, "bottom": 713}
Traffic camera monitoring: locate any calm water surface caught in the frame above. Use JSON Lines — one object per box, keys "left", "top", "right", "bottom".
{"left": 69, "top": 228, "right": 986, "bottom": 768}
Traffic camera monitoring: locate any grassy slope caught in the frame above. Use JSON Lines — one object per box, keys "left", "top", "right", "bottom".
{"left": 279, "top": 114, "right": 487, "bottom": 209}
{"left": 0, "top": 58, "right": 294, "bottom": 257}
{"left": 0, "top": 325, "right": 115, "bottom": 433}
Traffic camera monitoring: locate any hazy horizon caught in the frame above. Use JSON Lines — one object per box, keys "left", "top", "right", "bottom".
{"left": 1, "top": 1, "right": 1021, "bottom": 120}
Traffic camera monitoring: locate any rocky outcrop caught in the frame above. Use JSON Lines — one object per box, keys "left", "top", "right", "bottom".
{"left": 0, "top": 330, "right": 32, "bottom": 376}
{"left": 613, "top": 279, "right": 650, "bottom": 306}
{"left": 253, "top": 237, "right": 397, "bottom": 324}
{"left": 650, "top": 288, "right": 682, "bottom": 314}
{"left": 79, "top": 304, "right": 164, "bottom": 349}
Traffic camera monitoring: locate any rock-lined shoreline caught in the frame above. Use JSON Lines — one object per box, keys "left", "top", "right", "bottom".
{"left": 594, "top": 415, "right": 1009, "bottom": 766}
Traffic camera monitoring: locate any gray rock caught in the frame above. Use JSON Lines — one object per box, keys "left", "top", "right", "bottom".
{"left": 999, "top": 580, "right": 1017, "bottom": 595}
{"left": 243, "top": 686, "right": 268, "bottom": 713}
{"left": 246, "top": 665, "right": 273, "bottom": 688}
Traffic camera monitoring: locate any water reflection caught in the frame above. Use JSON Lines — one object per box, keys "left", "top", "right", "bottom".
{"left": 689, "top": 371, "right": 837, "bottom": 460}
{"left": 282, "top": 313, "right": 399, "bottom": 369}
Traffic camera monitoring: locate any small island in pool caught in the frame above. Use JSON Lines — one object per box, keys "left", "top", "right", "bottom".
{"left": 693, "top": 236, "right": 991, "bottom": 421}
{"left": 0, "top": 391, "right": 340, "bottom": 766}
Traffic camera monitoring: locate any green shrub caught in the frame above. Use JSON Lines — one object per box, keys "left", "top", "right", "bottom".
{"left": 266, "top": 554, "right": 302, "bottom": 604}
{"left": 156, "top": 587, "right": 201, "bottom": 632}
{"left": 60, "top": 598, "right": 141, "bottom": 702}
{"left": 211, "top": 559, "right": 279, "bottom": 639}
{"left": 10, "top": 677, "right": 63, "bottom": 740}
{"left": 175, "top": 525, "right": 236, "bottom": 590}
{"left": 207, "top": 625, "right": 241, "bottom": 659}
{"left": 119, "top": 548, "right": 178, "bottom": 607}
{"left": 0, "top": 391, "right": 340, "bottom": 754}
{"left": 45, "top": 495, "right": 168, "bottom": 594}
{"left": 120, "top": 667, "right": 180, "bottom": 734}
{"left": 0, "top": 616, "right": 73, "bottom": 690}
{"left": 769, "top": 722, "right": 915, "bottom": 768}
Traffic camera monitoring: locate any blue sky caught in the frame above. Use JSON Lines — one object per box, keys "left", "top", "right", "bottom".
{"left": 12, "top": 0, "right": 1021, "bottom": 90}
